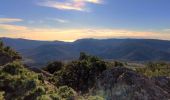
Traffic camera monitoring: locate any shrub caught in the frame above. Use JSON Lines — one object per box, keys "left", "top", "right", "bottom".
{"left": 50, "top": 94, "right": 60, "bottom": 100}
{"left": 43, "top": 61, "right": 63, "bottom": 74}
{"left": 57, "top": 86, "right": 76, "bottom": 99}
{"left": 3, "top": 61, "right": 23, "bottom": 75}
{"left": 54, "top": 53, "right": 107, "bottom": 92}
{"left": 0, "top": 91, "right": 5, "bottom": 100}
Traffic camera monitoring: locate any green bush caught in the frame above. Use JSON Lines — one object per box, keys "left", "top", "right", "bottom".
{"left": 43, "top": 61, "right": 63, "bottom": 74}
{"left": 50, "top": 94, "right": 60, "bottom": 100}
{"left": 54, "top": 53, "right": 107, "bottom": 92}
{"left": 57, "top": 86, "right": 76, "bottom": 99}
{"left": 0, "top": 91, "right": 5, "bottom": 100}
{"left": 3, "top": 61, "right": 23, "bottom": 75}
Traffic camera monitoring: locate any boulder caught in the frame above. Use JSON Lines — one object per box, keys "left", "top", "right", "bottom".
{"left": 96, "top": 67, "right": 170, "bottom": 100}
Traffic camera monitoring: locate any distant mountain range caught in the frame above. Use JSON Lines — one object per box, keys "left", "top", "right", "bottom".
{"left": 1, "top": 37, "right": 170, "bottom": 66}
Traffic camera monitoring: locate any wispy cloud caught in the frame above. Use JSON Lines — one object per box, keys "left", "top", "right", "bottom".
{"left": 163, "top": 28, "right": 170, "bottom": 32}
{"left": 0, "top": 24, "right": 27, "bottom": 31}
{"left": 0, "top": 18, "right": 25, "bottom": 32}
{"left": 74, "top": 0, "right": 102, "bottom": 4}
{"left": 47, "top": 18, "right": 69, "bottom": 23}
{"left": 37, "top": 0, "right": 103, "bottom": 11}
{"left": 0, "top": 18, "right": 23, "bottom": 23}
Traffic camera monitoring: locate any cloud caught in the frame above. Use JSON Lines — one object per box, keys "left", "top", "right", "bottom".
{"left": 47, "top": 18, "right": 69, "bottom": 23}
{"left": 1, "top": 26, "right": 169, "bottom": 42}
{"left": 37, "top": 0, "right": 102, "bottom": 11}
{"left": 52, "top": 18, "right": 69, "bottom": 23}
{"left": 163, "top": 29, "right": 170, "bottom": 32}
{"left": 74, "top": 0, "right": 102, "bottom": 4}
{"left": 38, "top": 0, "right": 85, "bottom": 11}
{"left": 0, "top": 18, "right": 23, "bottom": 23}
{"left": 0, "top": 24, "right": 27, "bottom": 31}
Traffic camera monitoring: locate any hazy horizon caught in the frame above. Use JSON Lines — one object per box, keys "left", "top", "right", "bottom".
{"left": 2, "top": 36, "right": 170, "bottom": 43}
{"left": 1, "top": 0, "right": 170, "bottom": 41}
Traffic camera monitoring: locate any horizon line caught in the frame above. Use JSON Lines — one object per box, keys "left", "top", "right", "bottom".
{"left": 1, "top": 37, "right": 170, "bottom": 42}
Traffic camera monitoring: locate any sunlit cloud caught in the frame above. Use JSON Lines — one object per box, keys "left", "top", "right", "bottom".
{"left": 0, "top": 18, "right": 23, "bottom": 23}
{"left": 0, "top": 24, "right": 27, "bottom": 31}
{"left": 37, "top": 0, "right": 103, "bottom": 11}
{"left": 1, "top": 25, "right": 169, "bottom": 42}
{"left": 38, "top": 0, "right": 86, "bottom": 11}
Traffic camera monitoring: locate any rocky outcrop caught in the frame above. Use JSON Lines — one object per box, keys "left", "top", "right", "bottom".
{"left": 96, "top": 67, "right": 170, "bottom": 100}
{"left": 152, "top": 76, "right": 170, "bottom": 94}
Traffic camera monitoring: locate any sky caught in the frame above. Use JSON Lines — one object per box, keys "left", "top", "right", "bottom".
{"left": 0, "top": 0, "right": 170, "bottom": 41}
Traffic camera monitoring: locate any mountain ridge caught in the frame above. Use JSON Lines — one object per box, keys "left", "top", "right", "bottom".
{"left": 1, "top": 37, "right": 170, "bottom": 66}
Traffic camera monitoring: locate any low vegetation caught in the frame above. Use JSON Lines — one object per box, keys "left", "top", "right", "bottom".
{"left": 136, "top": 62, "right": 170, "bottom": 77}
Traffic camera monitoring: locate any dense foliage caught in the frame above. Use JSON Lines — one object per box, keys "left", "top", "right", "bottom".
{"left": 0, "top": 61, "right": 101, "bottom": 100}
{"left": 43, "top": 61, "right": 63, "bottom": 74}
{"left": 51, "top": 52, "right": 107, "bottom": 93}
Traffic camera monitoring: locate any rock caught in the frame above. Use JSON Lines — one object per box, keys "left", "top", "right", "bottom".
{"left": 96, "top": 67, "right": 170, "bottom": 100}
{"left": 152, "top": 76, "right": 170, "bottom": 94}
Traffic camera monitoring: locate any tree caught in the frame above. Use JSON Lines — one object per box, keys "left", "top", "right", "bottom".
{"left": 43, "top": 61, "right": 63, "bottom": 74}
{"left": 4, "top": 46, "right": 11, "bottom": 52}
{"left": 54, "top": 53, "right": 107, "bottom": 92}
{"left": 79, "top": 52, "right": 88, "bottom": 60}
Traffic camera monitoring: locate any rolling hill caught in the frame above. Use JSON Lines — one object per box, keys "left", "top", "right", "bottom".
{"left": 1, "top": 37, "right": 170, "bottom": 66}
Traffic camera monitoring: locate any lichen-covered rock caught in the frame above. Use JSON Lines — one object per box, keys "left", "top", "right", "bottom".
{"left": 96, "top": 67, "right": 170, "bottom": 100}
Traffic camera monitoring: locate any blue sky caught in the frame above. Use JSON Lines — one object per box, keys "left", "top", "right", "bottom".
{"left": 0, "top": 0, "right": 170, "bottom": 41}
